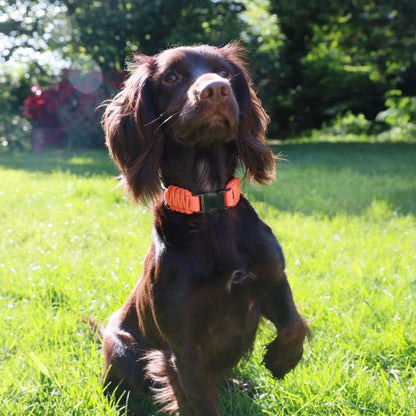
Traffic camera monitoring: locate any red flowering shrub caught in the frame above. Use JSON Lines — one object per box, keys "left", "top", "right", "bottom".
{"left": 24, "top": 68, "right": 125, "bottom": 150}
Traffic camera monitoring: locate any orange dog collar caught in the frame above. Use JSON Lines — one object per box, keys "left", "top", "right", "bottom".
{"left": 163, "top": 178, "right": 241, "bottom": 214}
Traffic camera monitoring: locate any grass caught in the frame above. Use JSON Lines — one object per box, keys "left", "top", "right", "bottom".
{"left": 0, "top": 142, "right": 415, "bottom": 415}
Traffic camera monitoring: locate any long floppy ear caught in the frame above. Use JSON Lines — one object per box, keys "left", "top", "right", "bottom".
{"left": 102, "top": 55, "right": 163, "bottom": 203}
{"left": 221, "top": 43, "right": 276, "bottom": 185}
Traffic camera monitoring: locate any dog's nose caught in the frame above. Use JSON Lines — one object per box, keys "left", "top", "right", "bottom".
{"left": 200, "top": 80, "right": 231, "bottom": 103}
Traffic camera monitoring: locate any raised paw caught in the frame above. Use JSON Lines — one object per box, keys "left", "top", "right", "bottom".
{"left": 262, "top": 321, "right": 311, "bottom": 379}
{"left": 262, "top": 338, "right": 303, "bottom": 379}
{"left": 263, "top": 345, "right": 303, "bottom": 379}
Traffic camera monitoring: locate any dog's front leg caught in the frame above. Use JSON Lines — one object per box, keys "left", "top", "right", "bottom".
{"left": 261, "top": 274, "right": 311, "bottom": 379}
{"left": 174, "top": 350, "right": 221, "bottom": 416}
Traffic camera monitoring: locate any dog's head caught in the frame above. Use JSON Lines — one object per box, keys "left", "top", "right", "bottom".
{"left": 102, "top": 43, "right": 275, "bottom": 203}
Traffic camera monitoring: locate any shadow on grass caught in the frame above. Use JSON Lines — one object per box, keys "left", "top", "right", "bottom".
{"left": 271, "top": 141, "right": 416, "bottom": 176}
{"left": 1, "top": 142, "right": 415, "bottom": 216}
{"left": 0, "top": 149, "right": 117, "bottom": 177}
{"left": 252, "top": 141, "right": 416, "bottom": 216}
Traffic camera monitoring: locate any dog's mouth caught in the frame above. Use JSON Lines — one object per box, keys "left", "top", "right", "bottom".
{"left": 175, "top": 107, "right": 238, "bottom": 146}
{"left": 201, "top": 114, "right": 233, "bottom": 129}
{"left": 179, "top": 120, "right": 235, "bottom": 146}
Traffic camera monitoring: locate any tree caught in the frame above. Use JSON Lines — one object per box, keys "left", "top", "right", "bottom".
{"left": 1, "top": 0, "right": 246, "bottom": 89}
{"left": 0, "top": 0, "right": 246, "bottom": 150}
{"left": 267, "top": 0, "right": 416, "bottom": 134}
{"left": 61, "top": 0, "right": 245, "bottom": 75}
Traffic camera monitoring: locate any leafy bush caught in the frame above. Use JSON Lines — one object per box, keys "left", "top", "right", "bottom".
{"left": 0, "top": 115, "right": 31, "bottom": 153}
{"left": 23, "top": 68, "right": 124, "bottom": 151}
{"left": 303, "top": 90, "right": 416, "bottom": 143}
{"left": 376, "top": 90, "right": 416, "bottom": 142}
{"left": 326, "top": 112, "right": 371, "bottom": 136}
{"left": 377, "top": 90, "right": 416, "bottom": 125}
{"left": 0, "top": 71, "right": 32, "bottom": 153}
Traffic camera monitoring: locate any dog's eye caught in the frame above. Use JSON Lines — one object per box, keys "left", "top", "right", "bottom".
{"left": 164, "top": 72, "right": 179, "bottom": 83}
{"left": 218, "top": 68, "right": 230, "bottom": 78}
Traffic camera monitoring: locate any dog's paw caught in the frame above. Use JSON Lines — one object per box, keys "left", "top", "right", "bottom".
{"left": 263, "top": 319, "right": 311, "bottom": 379}
{"left": 262, "top": 338, "right": 304, "bottom": 379}
{"left": 263, "top": 349, "right": 302, "bottom": 379}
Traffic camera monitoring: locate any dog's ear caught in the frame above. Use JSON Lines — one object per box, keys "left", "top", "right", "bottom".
{"left": 102, "top": 55, "right": 163, "bottom": 203}
{"left": 221, "top": 43, "right": 275, "bottom": 185}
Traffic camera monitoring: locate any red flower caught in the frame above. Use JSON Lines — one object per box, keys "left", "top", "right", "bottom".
{"left": 23, "top": 66, "right": 126, "bottom": 148}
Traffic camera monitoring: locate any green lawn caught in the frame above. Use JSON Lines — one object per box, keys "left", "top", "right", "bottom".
{"left": 0, "top": 142, "right": 415, "bottom": 415}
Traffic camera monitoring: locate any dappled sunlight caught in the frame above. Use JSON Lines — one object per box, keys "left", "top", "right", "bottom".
{"left": 0, "top": 1, "right": 71, "bottom": 72}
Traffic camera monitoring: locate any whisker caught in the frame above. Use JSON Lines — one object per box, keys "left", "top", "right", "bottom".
{"left": 157, "top": 104, "right": 183, "bottom": 120}
{"left": 229, "top": 73, "right": 240, "bottom": 82}
{"left": 145, "top": 104, "right": 183, "bottom": 128}
{"left": 154, "top": 111, "right": 181, "bottom": 135}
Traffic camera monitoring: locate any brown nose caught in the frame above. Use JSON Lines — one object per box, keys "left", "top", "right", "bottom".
{"left": 199, "top": 80, "right": 231, "bottom": 103}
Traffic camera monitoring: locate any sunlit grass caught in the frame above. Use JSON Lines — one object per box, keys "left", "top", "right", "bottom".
{"left": 1, "top": 143, "right": 415, "bottom": 415}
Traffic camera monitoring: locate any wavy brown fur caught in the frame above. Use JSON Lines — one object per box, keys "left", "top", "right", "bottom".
{"left": 99, "top": 44, "right": 309, "bottom": 415}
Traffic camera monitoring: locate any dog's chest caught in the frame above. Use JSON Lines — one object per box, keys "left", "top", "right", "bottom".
{"left": 201, "top": 290, "right": 261, "bottom": 368}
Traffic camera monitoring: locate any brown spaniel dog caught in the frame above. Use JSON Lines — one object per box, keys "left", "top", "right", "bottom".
{"left": 101, "top": 43, "right": 310, "bottom": 416}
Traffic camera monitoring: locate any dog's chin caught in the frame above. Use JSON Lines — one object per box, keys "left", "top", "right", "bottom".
{"left": 177, "top": 116, "right": 237, "bottom": 147}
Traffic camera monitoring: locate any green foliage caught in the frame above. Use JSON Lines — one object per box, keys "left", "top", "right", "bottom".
{"left": 0, "top": 0, "right": 70, "bottom": 152}
{"left": 301, "top": 37, "right": 385, "bottom": 117}
{"left": 239, "top": 0, "right": 284, "bottom": 133}
{"left": 2, "top": 0, "right": 416, "bottom": 141}
{"left": 302, "top": 90, "right": 416, "bottom": 142}
{"left": 62, "top": 0, "right": 245, "bottom": 72}
{"left": 0, "top": 1, "right": 70, "bottom": 65}
{"left": 0, "top": 145, "right": 415, "bottom": 415}
{"left": 0, "top": 67, "right": 32, "bottom": 152}
{"left": 378, "top": 90, "right": 416, "bottom": 125}
{"left": 376, "top": 90, "right": 416, "bottom": 142}
{"left": 267, "top": 0, "right": 416, "bottom": 135}
{"left": 325, "top": 112, "right": 373, "bottom": 137}
{"left": 1, "top": 0, "right": 247, "bottom": 150}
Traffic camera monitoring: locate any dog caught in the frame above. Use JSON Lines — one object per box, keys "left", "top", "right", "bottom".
{"left": 100, "top": 43, "right": 310, "bottom": 416}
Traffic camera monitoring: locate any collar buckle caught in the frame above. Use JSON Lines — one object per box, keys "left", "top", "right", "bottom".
{"left": 198, "top": 190, "right": 226, "bottom": 213}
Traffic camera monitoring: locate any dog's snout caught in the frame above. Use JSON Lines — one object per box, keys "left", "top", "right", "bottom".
{"left": 200, "top": 80, "right": 231, "bottom": 103}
